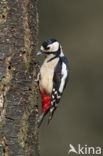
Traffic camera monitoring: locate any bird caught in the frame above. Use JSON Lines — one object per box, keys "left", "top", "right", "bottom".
{"left": 36, "top": 38, "right": 69, "bottom": 127}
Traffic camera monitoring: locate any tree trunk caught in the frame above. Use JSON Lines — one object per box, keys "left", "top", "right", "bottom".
{"left": 0, "top": 0, "right": 39, "bottom": 155}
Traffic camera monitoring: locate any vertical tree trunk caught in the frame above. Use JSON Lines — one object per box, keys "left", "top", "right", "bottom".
{"left": 0, "top": 0, "right": 39, "bottom": 155}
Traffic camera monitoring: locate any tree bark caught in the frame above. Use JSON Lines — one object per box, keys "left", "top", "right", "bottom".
{"left": 0, "top": 0, "right": 39, "bottom": 155}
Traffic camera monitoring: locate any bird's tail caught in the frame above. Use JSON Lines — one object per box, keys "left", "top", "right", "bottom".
{"left": 38, "top": 113, "right": 45, "bottom": 128}
{"left": 38, "top": 109, "right": 49, "bottom": 128}
{"left": 48, "top": 107, "right": 56, "bottom": 125}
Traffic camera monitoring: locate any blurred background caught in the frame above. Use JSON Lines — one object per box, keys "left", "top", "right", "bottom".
{"left": 38, "top": 0, "right": 103, "bottom": 156}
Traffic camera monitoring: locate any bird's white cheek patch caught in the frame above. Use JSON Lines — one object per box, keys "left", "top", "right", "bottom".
{"left": 48, "top": 42, "right": 59, "bottom": 52}
{"left": 59, "top": 63, "right": 67, "bottom": 93}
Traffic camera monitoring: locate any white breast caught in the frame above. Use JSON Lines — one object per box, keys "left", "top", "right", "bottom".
{"left": 39, "top": 57, "right": 59, "bottom": 95}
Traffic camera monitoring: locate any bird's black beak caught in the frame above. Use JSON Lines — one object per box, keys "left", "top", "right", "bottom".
{"left": 36, "top": 50, "right": 43, "bottom": 56}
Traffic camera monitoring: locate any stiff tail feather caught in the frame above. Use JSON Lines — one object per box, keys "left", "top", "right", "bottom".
{"left": 38, "top": 113, "right": 45, "bottom": 128}
{"left": 38, "top": 109, "right": 49, "bottom": 128}
{"left": 48, "top": 107, "right": 57, "bottom": 125}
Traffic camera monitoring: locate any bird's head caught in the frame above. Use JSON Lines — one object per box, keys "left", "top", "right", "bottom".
{"left": 37, "top": 39, "right": 64, "bottom": 57}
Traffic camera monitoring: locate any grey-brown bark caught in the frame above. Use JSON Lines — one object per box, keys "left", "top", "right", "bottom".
{"left": 0, "top": 0, "right": 39, "bottom": 155}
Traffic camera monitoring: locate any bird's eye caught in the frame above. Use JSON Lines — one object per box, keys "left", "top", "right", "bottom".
{"left": 45, "top": 46, "right": 50, "bottom": 50}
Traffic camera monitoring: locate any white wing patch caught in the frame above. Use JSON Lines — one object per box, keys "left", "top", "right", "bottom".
{"left": 59, "top": 63, "right": 67, "bottom": 93}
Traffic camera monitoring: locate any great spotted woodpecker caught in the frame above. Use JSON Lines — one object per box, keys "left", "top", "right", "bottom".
{"left": 36, "top": 39, "right": 69, "bottom": 127}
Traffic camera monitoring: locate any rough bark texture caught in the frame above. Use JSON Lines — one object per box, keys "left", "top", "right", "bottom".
{"left": 0, "top": 0, "right": 39, "bottom": 155}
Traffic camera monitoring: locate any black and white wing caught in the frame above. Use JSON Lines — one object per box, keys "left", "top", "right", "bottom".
{"left": 48, "top": 57, "right": 69, "bottom": 123}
